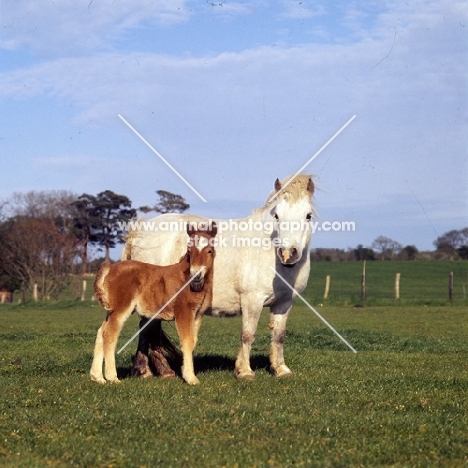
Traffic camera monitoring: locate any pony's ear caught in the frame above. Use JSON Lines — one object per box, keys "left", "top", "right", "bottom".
{"left": 274, "top": 178, "right": 282, "bottom": 192}
{"left": 307, "top": 177, "right": 315, "bottom": 195}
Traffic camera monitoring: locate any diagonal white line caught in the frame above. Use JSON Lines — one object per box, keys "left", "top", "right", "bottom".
{"left": 117, "top": 268, "right": 203, "bottom": 355}
{"left": 268, "top": 114, "right": 356, "bottom": 204}
{"left": 118, "top": 114, "right": 207, "bottom": 203}
{"left": 269, "top": 266, "right": 357, "bottom": 353}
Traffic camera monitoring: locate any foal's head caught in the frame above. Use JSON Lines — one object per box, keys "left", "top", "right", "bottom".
{"left": 186, "top": 222, "right": 218, "bottom": 292}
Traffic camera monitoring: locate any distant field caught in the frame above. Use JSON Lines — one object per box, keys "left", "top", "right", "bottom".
{"left": 0, "top": 297, "right": 467, "bottom": 467}
{"left": 307, "top": 260, "right": 468, "bottom": 305}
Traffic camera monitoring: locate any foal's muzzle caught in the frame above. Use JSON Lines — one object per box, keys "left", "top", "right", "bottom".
{"left": 190, "top": 272, "right": 205, "bottom": 292}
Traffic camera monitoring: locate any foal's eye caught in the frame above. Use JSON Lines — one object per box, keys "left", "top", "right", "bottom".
{"left": 306, "top": 213, "right": 313, "bottom": 221}
{"left": 273, "top": 213, "right": 279, "bottom": 221}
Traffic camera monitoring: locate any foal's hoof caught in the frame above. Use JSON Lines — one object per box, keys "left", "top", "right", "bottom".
{"left": 90, "top": 376, "right": 106, "bottom": 384}
{"left": 234, "top": 369, "right": 255, "bottom": 381}
{"left": 185, "top": 376, "right": 200, "bottom": 385}
{"left": 108, "top": 378, "right": 121, "bottom": 384}
{"left": 270, "top": 365, "right": 292, "bottom": 378}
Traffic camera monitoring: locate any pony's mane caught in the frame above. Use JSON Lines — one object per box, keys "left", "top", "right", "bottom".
{"left": 263, "top": 173, "right": 314, "bottom": 208}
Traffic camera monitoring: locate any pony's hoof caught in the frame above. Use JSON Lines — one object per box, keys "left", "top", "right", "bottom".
{"left": 160, "top": 371, "right": 177, "bottom": 380}
{"left": 108, "top": 378, "right": 121, "bottom": 384}
{"left": 271, "top": 365, "right": 292, "bottom": 378}
{"left": 131, "top": 367, "right": 153, "bottom": 378}
{"left": 234, "top": 369, "right": 255, "bottom": 381}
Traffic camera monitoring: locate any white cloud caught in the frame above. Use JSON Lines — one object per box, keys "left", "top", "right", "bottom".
{"left": 0, "top": 0, "right": 190, "bottom": 55}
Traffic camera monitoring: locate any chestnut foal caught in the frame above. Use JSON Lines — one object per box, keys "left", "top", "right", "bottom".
{"left": 90, "top": 223, "right": 217, "bottom": 385}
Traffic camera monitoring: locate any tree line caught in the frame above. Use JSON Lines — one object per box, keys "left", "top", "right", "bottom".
{"left": 0, "top": 189, "right": 189, "bottom": 300}
{"left": 311, "top": 230, "right": 468, "bottom": 262}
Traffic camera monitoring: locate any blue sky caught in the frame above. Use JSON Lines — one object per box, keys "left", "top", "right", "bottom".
{"left": 0, "top": 0, "right": 466, "bottom": 256}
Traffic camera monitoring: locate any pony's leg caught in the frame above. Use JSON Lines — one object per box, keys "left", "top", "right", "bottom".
{"left": 131, "top": 317, "right": 153, "bottom": 379}
{"left": 269, "top": 303, "right": 293, "bottom": 378}
{"left": 90, "top": 321, "right": 107, "bottom": 384}
{"left": 102, "top": 310, "right": 131, "bottom": 383}
{"left": 234, "top": 296, "right": 263, "bottom": 380}
{"left": 175, "top": 312, "right": 199, "bottom": 385}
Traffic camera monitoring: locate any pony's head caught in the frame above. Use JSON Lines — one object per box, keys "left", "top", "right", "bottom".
{"left": 186, "top": 222, "right": 217, "bottom": 292}
{"left": 267, "top": 174, "right": 315, "bottom": 267}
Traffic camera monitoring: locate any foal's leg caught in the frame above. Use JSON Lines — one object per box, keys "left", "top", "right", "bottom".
{"left": 269, "top": 302, "right": 293, "bottom": 378}
{"left": 90, "top": 321, "right": 107, "bottom": 384}
{"left": 234, "top": 295, "right": 263, "bottom": 380}
{"left": 102, "top": 309, "right": 132, "bottom": 383}
{"left": 193, "top": 314, "right": 204, "bottom": 349}
{"left": 175, "top": 311, "right": 198, "bottom": 385}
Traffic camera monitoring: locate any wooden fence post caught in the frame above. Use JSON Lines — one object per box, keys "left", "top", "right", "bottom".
{"left": 324, "top": 275, "right": 330, "bottom": 299}
{"left": 81, "top": 279, "right": 87, "bottom": 301}
{"left": 449, "top": 272, "right": 453, "bottom": 302}
{"left": 395, "top": 273, "right": 401, "bottom": 300}
{"left": 361, "top": 260, "right": 366, "bottom": 301}
{"left": 33, "top": 283, "right": 38, "bottom": 302}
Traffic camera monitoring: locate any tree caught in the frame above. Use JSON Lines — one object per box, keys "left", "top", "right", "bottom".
{"left": 434, "top": 227, "right": 468, "bottom": 260}
{"left": 7, "top": 190, "right": 77, "bottom": 230}
{"left": 91, "top": 190, "right": 136, "bottom": 262}
{"left": 71, "top": 194, "right": 100, "bottom": 274}
{"left": 400, "top": 245, "right": 418, "bottom": 260}
{"left": 0, "top": 221, "right": 22, "bottom": 293}
{"left": 1, "top": 218, "right": 76, "bottom": 300}
{"left": 354, "top": 244, "right": 375, "bottom": 261}
{"left": 371, "top": 236, "right": 402, "bottom": 260}
{"left": 140, "top": 190, "right": 189, "bottom": 214}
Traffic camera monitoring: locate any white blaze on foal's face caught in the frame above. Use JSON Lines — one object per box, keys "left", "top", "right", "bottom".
{"left": 187, "top": 235, "right": 215, "bottom": 291}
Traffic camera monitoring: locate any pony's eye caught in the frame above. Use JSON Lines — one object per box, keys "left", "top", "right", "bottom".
{"left": 273, "top": 213, "right": 279, "bottom": 221}
{"left": 306, "top": 213, "right": 313, "bottom": 221}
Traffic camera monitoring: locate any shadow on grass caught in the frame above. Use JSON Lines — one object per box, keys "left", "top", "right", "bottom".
{"left": 116, "top": 353, "right": 270, "bottom": 380}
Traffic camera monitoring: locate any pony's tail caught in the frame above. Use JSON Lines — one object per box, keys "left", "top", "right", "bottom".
{"left": 93, "top": 262, "right": 112, "bottom": 310}
{"left": 120, "top": 216, "right": 144, "bottom": 261}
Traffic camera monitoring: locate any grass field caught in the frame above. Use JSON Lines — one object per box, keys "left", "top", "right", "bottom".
{"left": 1, "top": 262, "right": 467, "bottom": 467}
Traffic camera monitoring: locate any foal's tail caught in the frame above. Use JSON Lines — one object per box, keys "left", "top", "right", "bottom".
{"left": 94, "top": 262, "right": 112, "bottom": 310}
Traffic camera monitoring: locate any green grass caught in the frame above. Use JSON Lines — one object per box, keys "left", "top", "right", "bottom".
{"left": 0, "top": 298, "right": 467, "bottom": 467}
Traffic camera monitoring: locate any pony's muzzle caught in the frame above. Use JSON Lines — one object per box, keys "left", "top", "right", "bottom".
{"left": 278, "top": 247, "right": 300, "bottom": 267}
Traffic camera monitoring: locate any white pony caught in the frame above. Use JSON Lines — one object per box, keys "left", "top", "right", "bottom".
{"left": 122, "top": 174, "right": 315, "bottom": 380}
